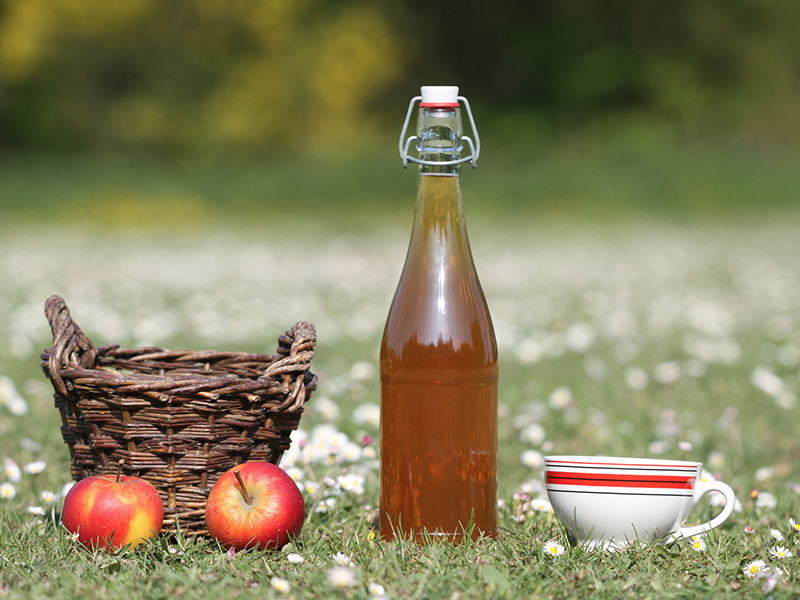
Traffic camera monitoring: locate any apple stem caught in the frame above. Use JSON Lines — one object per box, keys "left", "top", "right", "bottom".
{"left": 233, "top": 470, "right": 253, "bottom": 505}
{"left": 116, "top": 459, "right": 125, "bottom": 483}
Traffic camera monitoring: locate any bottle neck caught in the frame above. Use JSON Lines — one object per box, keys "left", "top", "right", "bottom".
{"left": 416, "top": 106, "right": 463, "bottom": 176}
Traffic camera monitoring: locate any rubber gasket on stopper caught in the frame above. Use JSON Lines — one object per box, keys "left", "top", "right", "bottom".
{"left": 419, "top": 85, "right": 459, "bottom": 108}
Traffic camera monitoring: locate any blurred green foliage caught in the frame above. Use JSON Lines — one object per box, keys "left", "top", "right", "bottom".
{"left": 0, "top": 0, "right": 404, "bottom": 153}
{"left": 1, "top": 0, "right": 800, "bottom": 153}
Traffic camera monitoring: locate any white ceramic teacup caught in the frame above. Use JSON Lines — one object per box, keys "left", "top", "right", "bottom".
{"left": 544, "top": 455, "right": 737, "bottom": 549}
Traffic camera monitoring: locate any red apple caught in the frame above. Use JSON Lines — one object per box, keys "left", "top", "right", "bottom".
{"left": 62, "top": 467, "right": 164, "bottom": 551}
{"left": 205, "top": 462, "right": 305, "bottom": 551}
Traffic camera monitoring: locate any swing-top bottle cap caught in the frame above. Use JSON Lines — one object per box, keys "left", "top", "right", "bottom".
{"left": 419, "top": 86, "right": 460, "bottom": 108}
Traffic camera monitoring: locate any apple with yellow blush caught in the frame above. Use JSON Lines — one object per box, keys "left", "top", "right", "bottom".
{"left": 205, "top": 462, "right": 305, "bottom": 551}
{"left": 62, "top": 464, "right": 164, "bottom": 551}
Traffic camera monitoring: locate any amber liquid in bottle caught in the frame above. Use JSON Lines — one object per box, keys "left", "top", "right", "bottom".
{"left": 379, "top": 172, "right": 498, "bottom": 542}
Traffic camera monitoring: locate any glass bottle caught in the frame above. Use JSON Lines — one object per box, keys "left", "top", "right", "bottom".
{"left": 379, "top": 86, "right": 498, "bottom": 542}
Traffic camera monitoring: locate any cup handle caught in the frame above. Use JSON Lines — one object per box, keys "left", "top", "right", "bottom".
{"left": 665, "top": 480, "right": 737, "bottom": 543}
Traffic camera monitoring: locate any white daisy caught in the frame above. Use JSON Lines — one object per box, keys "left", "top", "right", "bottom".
{"left": 327, "top": 566, "right": 357, "bottom": 589}
{"left": 286, "top": 553, "right": 305, "bottom": 564}
{"left": 770, "top": 528, "right": 784, "bottom": 541}
{"left": 788, "top": 518, "right": 800, "bottom": 533}
{"left": 3, "top": 458, "right": 22, "bottom": 482}
{"left": 519, "top": 423, "right": 546, "bottom": 446}
{"left": 0, "top": 482, "right": 17, "bottom": 499}
{"left": 283, "top": 466, "right": 304, "bottom": 482}
{"left": 270, "top": 577, "right": 291, "bottom": 594}
{"left": 769, "top": 545, "right": 793, "bottom": 559}
{"left": 337, "top": 473, "right": 365, "bottom": 495}
{"left": 543, "top": 540, "right": 565, "bottom": 557}
{"left": 690, "top": 536, "right": 706, "bottom": 552}
{"left": 368, "top": 582, "right": 387, "bottom": 596}
{"left": 530, "top": 498, "right": 553, "bottom": 513}
{"left": 333, "top": 552, "right": 355, "bottom": 567}
{"left": 755, "top": 491, "right": 777, "bottom": 510}
{"left": 314, "top": 497, "right": 337, "bottom": 513}
{"left": 520, "top": 449, "right": 544, "bottom": 469}
{"left": 548, "top": 387, "right": 573, "bottom": 410}
{"left": 755, "top": 466, "right": 774, "bottom": 482}
{"left": 743, "top": 559, "right": 768, "bottom": 578}
{"left": 23, "top": 460, "right": 47, "bottom": 475}
{"left": 352, "top": 403, "right": 381, "bottom": 428}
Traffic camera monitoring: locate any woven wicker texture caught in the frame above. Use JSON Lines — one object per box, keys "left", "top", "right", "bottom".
{"left": 41, "top": 295, "right": 316, "bottom": 535}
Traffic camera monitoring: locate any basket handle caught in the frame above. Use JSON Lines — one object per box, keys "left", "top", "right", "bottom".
{"left": 43, "top": 295, "right": 97, "bottom": 397}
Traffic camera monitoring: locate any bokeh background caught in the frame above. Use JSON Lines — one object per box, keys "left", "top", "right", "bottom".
{"left": 2, "top": 1, "right": 800, "bottom": 565}
{"left": 1, "top": 0, "right": 800, "bottom": 226}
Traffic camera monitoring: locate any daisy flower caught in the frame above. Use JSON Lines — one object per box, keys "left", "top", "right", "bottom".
{"left": 770, "top": 528, "right": 784, "bottom": 541}
{"left": 303, "top": 481, "right": 321, "bottom": 495}
{"left": 333, "top": 552, "right": 355, "bottom": 567}
{"left": 788, "top": 518, "right": 800, "bottom": 533}
{"left": 368, "top": 582, "right": 387, "bottom": 596}
{"left": 23, "top": 460, "right": 46, "bottom": 475}
{"left": 270, "top": 577, "right": 291, "bottom": 594}
{"left": 543, "top": 540, "right": 566, "bottom": 557}
{"left": 769, "top": 546, "right": 793, "bottom": 559}
{"left": 689, "top": 536, "right": 706, "bottom": 552}
{"left": 337, "top": 473, "right": 366, "bottom": 495}
{"left": 3, "top": 458, "right": 22, "bottom": 482}
{"left": 755, "top": 491, "right": 777, "bottom": 510}
{"left": 520, "top": 449, "right": 544, "bottom": 469}
{"left": 314, "top": 497, "right": 337, "bottom": 513}
{"left": 39, "top": 490, "right": 56, "bottom": 504}
{"left": 0, "top": 482, "right": 17, "bottom": 499}
{"left": 531, "top": 498, "right": 553, "bottom": 513}
{"left": 743, "top": 559, "right": 768, "bottom": 578}
{"left": 327, "top": 566, "right": 357, "bottom": 589}
{"left": 286, "top": 553, "right": 305, "bottom": 564}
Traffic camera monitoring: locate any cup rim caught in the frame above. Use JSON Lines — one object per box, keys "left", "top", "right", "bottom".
{"left": 544, "top": 455, "right": 702, "bottom": 469}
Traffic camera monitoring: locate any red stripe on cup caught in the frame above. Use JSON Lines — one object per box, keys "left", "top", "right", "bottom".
{"left": 545, "top": 471, "right": 696, "bottom": 489}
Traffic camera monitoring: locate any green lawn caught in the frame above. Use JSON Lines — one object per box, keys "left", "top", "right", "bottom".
{"left": 1, "top": 137, "right": 799, "bottom": 230}
{"left": 1, "top": 146, "right": 800, "bottom": 598}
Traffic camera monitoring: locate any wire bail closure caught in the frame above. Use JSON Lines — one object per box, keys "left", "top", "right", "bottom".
{"left": 399, "top": 95, "right": 481, "bottom": 169}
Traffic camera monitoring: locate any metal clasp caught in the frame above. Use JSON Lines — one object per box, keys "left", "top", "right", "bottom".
{"left": 398, "top": 95, "right": 481, "bottom": 169}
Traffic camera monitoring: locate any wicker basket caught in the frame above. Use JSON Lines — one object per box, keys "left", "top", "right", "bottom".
{"left": 41, "top": 295, "right": 316, "bottom": 536}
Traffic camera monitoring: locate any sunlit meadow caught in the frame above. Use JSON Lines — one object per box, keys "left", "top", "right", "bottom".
{"left": 2, "top": 218, "right": 800, "bottom": 598}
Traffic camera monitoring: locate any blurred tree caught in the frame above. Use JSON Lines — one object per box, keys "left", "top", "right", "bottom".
{"left": 0, "top": 0, "right": 405, "bottom": 153}
{"left": 398, "top": 0, "right": 800, "bottom": 143}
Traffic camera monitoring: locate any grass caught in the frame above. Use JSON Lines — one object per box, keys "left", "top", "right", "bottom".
{"left": 2, "top": 143, "right": 800, "bottom": 598}
{"left": 1, "top": 133, "right": 800, "bottom": 232}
